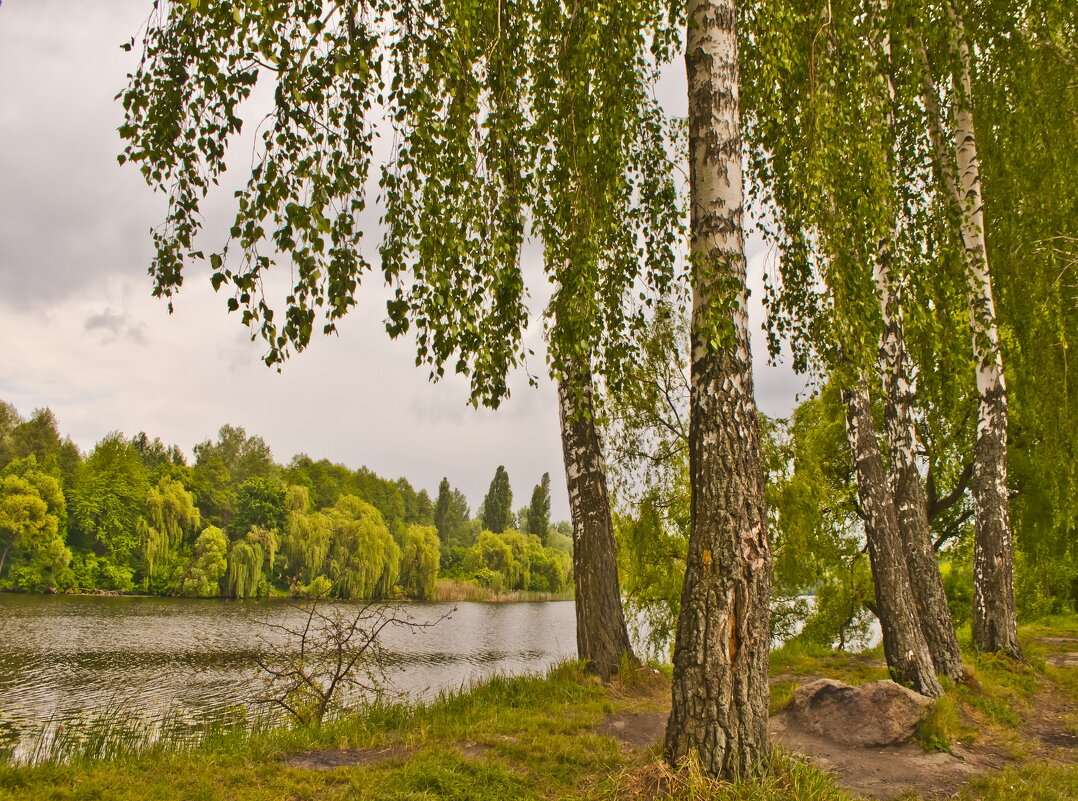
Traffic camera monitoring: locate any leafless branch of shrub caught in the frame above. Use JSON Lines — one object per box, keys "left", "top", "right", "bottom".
{"left": 251, "top": 598, "right": 450, "bottom": 726}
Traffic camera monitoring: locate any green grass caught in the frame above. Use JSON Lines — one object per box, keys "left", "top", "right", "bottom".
{"left": 0, "top": 663, "right": 633, "bottom": 801}
{"left": 768, "top": 640, "right": 888, "bottom": 686}
{"left": 952, "top": 762, "right": 1078, "bottom": 801}
{"left": 768, "top": 681, "right": 797, "bottom": 716}
{"left": 3, "top": 616, "right": 1076, "bottom": 801}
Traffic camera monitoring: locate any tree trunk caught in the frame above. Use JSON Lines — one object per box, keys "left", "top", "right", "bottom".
{"left": 844, "top": 381, "right": 943, "bottom": 697}
{"left": 557, "top": 365, "right": 637, "bottom": 680}
{"left": 870, "top": 1, "right": 964, "bottom": 680}
{"left": 876, "top": 270, "right": 966, "bottom": 680}
{"left": 944, "top": 8, "right": 1021, "bottom": 659}
{"left": 664, "top": 0, "right": 772, "bottom": 778}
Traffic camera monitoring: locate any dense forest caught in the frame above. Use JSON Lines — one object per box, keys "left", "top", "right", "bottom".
{"left": 0, "top": 405, "right": 571, "bottom": 600}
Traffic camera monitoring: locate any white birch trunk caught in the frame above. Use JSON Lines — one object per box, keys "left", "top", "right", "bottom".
{"left": 872, "top": 8, "right": 964, "bottom": 679}
{"left": 923, "top": 9, "right": 1021, "bottom": 658}
{"left": 665, "top": 0, "right": 772, "bottom": 779}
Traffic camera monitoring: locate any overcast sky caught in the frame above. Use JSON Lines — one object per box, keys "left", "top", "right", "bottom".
{"left": 0, "top": 1, "right": 803, "bottom": 519}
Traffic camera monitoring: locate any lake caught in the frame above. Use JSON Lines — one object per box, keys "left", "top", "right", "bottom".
{"left": 0, "top": 594, "right": 577, "bottom": 754}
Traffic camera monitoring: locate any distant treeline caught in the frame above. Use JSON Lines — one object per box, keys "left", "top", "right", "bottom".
{"left": 0, "top": 403, "right": 571, "bottom": 600}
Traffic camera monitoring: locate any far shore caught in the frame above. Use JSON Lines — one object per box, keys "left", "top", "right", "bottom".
{"left": 0, "top": 580, "right": 575, "bottom": 604}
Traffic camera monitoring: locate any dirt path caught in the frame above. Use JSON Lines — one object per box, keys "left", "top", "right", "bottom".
{"left": 769, "top": 711, "right": 1005, "bottom": 800}
{"left": 595, "top": 669, "right": 1076, "bottom": 800}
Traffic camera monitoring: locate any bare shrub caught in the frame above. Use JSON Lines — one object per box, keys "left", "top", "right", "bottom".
{"left": 252, "top": 599, "right": 448, "bottom": 726}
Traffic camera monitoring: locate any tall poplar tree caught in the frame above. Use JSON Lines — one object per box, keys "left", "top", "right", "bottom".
{"left": 526, "top": 473, "right": 552, "bottom": 539}
{"left": 481, "top": 466, "right": 513, "bottom": 535}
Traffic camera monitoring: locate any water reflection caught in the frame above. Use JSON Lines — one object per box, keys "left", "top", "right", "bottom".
{"left": 0, "top": 595, "right": 577, "bottom": 731}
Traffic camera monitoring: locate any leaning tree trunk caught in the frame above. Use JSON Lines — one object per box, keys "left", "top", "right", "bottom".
{"left": 557, "top": 365, "right": 637, "bottom": 680}
{"left": 664, "top": 0, "right": 772, "bottom": 779}
{"left": 844, "top": 381, "right": 943, "bottom": 697}
{"left": 876, "top": 269, "right": 966, "bottom": 680}
{"left": 871, "top": 1, "right": 964, "bottom": 681}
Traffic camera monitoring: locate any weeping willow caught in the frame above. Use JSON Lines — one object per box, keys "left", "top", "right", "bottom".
{"left": 141, "top": 477, "right": 201, "bottom": 590}
{"left": 225, "top": 539, "right": 264, "bottom": 598}
{"left": 324, "top": 495, "right": 400, "bottom": 599}
{"left": 280, "top": 488, "right": 332, "bottom": 586}
{"left": 399, "top": 525, "right": 440, "bottom": 600}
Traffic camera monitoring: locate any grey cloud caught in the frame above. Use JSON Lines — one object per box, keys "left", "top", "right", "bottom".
{"left": 84, "top": 309, "right": 148, "bottom": 345}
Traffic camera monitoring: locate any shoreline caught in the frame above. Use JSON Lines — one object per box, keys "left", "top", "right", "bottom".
{"left": 2, "top": 617, "right": 1075, "bottom": 800}
{"left": 0, "top": 582, "right": 575, "bottom": 604}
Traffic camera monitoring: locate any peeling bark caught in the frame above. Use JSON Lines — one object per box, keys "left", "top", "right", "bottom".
{"left": 843, "top": 381, "right": 943, "bottom": 698}
{"left": 557, "top": 365, "right": 637, "bottom": 680}
{"left": 664, "top": 0, "right": 772, "bottom": 778}
{"left": 952, "top": 21, "right": 1021, "bottom": 662}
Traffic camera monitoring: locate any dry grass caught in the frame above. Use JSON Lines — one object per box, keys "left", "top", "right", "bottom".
{"left": 430, "top": 579, "right": 572, "bottom": 603}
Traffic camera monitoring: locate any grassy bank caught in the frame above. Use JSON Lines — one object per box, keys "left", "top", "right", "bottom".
{"left": 2, "top": 618, "right": 1075, "bottom": 800}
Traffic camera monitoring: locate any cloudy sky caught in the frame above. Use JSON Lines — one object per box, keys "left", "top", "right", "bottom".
{"left": 0, "top": 1, "right": 803, "bottom": 519}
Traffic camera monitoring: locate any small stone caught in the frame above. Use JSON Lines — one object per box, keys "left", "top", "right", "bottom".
{"left": 787, "top": 678, "right": 933, "bottom": 747}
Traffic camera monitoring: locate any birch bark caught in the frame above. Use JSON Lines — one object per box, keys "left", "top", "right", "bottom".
{"left": 664, "top": 0, "right": 772, "bottom": 778}
{"left": 955, "top": 80, "right": 1021, "bottom": 661}
{"left": 872, "top": 9, "right": 964, "bottom": 679}
{"left": 921, "top": 11, "right": 1021, "bottom": 658}
{"left": 844, "top": 381, "right": 943, "bottom": 697}
{"left": 875, "top": 266, "right": 965, "bottom": 679}
{"left": 557, "top": 365, "right": 637, "bottom": 679}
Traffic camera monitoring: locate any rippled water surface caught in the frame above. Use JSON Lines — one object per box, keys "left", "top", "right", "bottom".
{"left": 0, "top": 595, "right": 577, "bottom": 730}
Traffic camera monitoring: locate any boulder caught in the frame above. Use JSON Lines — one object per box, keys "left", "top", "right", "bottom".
{"left": 786, "top": 678, "right": 933, "bottom": 747}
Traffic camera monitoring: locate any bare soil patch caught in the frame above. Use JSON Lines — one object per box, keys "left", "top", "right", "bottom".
{"left": 1031, "top": 636, "right": 1078, "bottom": 668}
{"left": 455, "top": 740, "right": 494, "bottom": 759}
{"left": 770, "top": 709, "right": 1005, "bottom": 800}
{"left": 596, "top": 712, "right": 668, "bottom": 751}
{"left": 594, "top": 674, "right": 1075, "bottom": 800}
{"left": 285, "top": 745, "right": 415, "bottom": 770}
{"left": 1023, "top": 678, "right": 1078, "bottom": 759}
{"left": 284, "top": 739, "right": 499, "bottom": 771}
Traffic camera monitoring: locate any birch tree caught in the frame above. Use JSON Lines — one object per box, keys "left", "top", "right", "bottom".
{"left": 664, "top": 0, "right": 774, "bottom": 775}
{"left": 968, "top": 0, "right": 1078, "bottom": 617}
{"left": 739, "top": 0, "right": 949, "bottom": 694}
{"left": 120, "top": 1, "right": 678, "bottom": 676}
{"left": 918, "top": 1, "right": 1021, "bottom": 658}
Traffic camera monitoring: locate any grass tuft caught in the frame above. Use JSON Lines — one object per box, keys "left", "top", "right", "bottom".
{"left": 603, "top": 749, "right": 855, "bottom": 801}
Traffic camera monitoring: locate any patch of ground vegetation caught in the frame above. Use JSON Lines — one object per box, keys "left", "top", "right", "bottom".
{"left": 1, "top": 619, "right": 1074, "bottom": 801}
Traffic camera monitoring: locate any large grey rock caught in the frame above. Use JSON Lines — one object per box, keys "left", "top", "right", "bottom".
{"left": 787, "top": 678, "right": 933, "bottom": 747}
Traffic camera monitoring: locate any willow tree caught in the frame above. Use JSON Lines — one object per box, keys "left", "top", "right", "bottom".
{"left": 324, "top": 496, "right": 400, "bottom": 599}
{"left": 142, "top": 475, "right": 201, "bottom": 591}
{"left": 399, "top": 523, "right": 440, "bottom": 600}
{"left": 121, "top": 0, "right": 677, "bottom": 678}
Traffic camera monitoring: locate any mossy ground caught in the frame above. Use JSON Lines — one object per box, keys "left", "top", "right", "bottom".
{"left": 1, "top": 617, "right": 1074, "bottom": 801}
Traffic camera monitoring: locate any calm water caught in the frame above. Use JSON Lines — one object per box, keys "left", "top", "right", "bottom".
{"left": 0, "top": 595, "right": 576, "bottom": 734}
